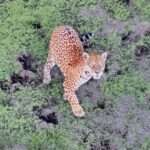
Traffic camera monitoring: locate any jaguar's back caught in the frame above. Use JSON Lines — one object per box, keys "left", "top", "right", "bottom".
{"left": 49, "top": 26, "right": 84, "bottom": 69}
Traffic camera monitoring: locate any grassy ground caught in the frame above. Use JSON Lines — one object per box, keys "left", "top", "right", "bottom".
{"left": 0, "top": 0, "right": 150, "bottom": 149}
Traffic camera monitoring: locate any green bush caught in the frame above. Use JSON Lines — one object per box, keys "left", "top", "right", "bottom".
{"left": 132, "top": 0, "right": 150, "bottom": 21}
{"left": 101, "top": 0, "right": 130, "bottom": 21}
{"left": 102, "top": 73, "right": 150, "bottom": 103}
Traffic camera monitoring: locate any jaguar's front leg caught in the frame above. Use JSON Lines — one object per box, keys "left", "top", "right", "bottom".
{"left": 63, "top": 77, "right": 85, "bottom": 117}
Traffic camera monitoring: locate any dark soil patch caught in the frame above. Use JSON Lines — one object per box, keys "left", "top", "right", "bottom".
{"left": 96, "top": 101, "right": 106, "bottom": 110}
{"left": 0, "top": 80, "right": 10, "bottom": 92}
{"left": 33, "top": 105, "right": 58, "bottom": 125}
{"left": 39, "top": 112, "right": 58, "bottom": 124}
{"left": 121, "top": 32, "right": 131, "bottom": 41}
{"left": 0, "top": 71, "right": 38, "bottom": 93}
{"left": 11, "top": 70, "right": 39, "bottom": 86}
{"left": 104, "top": 63, "right": 109, "bottom": 74}
{"left": 134, "top": 44, "right": 150, "bottom": 81}
{"left": 121, "top": 31, "right": 133, "bottom": 44}
{"left": 90, "top": 139, "right": 112, "bottom": 150}
{"left": 144, "top": 29, "right": 150, "bottom": 36}
{"left": 10, "top": 69, "right": 38, "bottom": 89}
{"left": 135, "top": 45, "right": 150, "bottom": 58}
{"left": 17, "top": 52, "right": 37, "bottom": 72}
{"left": 32, "top": 21, "right": 42, "bottom": 29}
{"left": 32, "top": 21, "right": 46, "bottom": 38}
{"left": 121, "top": 0, "right": 130, "bottom": 5}
{"left": 11, "top": 73, "right": 24, "bottom": 84}
{"left": 0, "top": 79, "right": 23, "bottom": 93}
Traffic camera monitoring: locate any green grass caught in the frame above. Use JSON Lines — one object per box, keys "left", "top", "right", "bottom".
{"left": 132, "top": 0, "right": 150, "bottom": 21}
{"left": 102, "top": 72, "right": 150, "bottom": 103}
{"left": 0, "top": 0, "right": 150, "bottom": 149}
{"left": 101, "top": 0, "right": 130, "bottom": 21}
{"left": 0, "top": 106, "right": 84, "bottom": 150}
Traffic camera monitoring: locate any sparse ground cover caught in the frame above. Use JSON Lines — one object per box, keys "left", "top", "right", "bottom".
{"left": 0, "top": 0, "right": 150, "bottom": 149}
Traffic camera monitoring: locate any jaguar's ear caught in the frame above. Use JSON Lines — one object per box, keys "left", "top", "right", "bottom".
{"left": 82, "top": 52, "right": 89, "bottom": 61}
{"left": 101, "top": 52, "right": 107, "bottom": 62}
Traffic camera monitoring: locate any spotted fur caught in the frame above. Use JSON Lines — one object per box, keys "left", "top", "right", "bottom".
{"left": 43, "top": 25, "right": 107, "bottom": 117}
